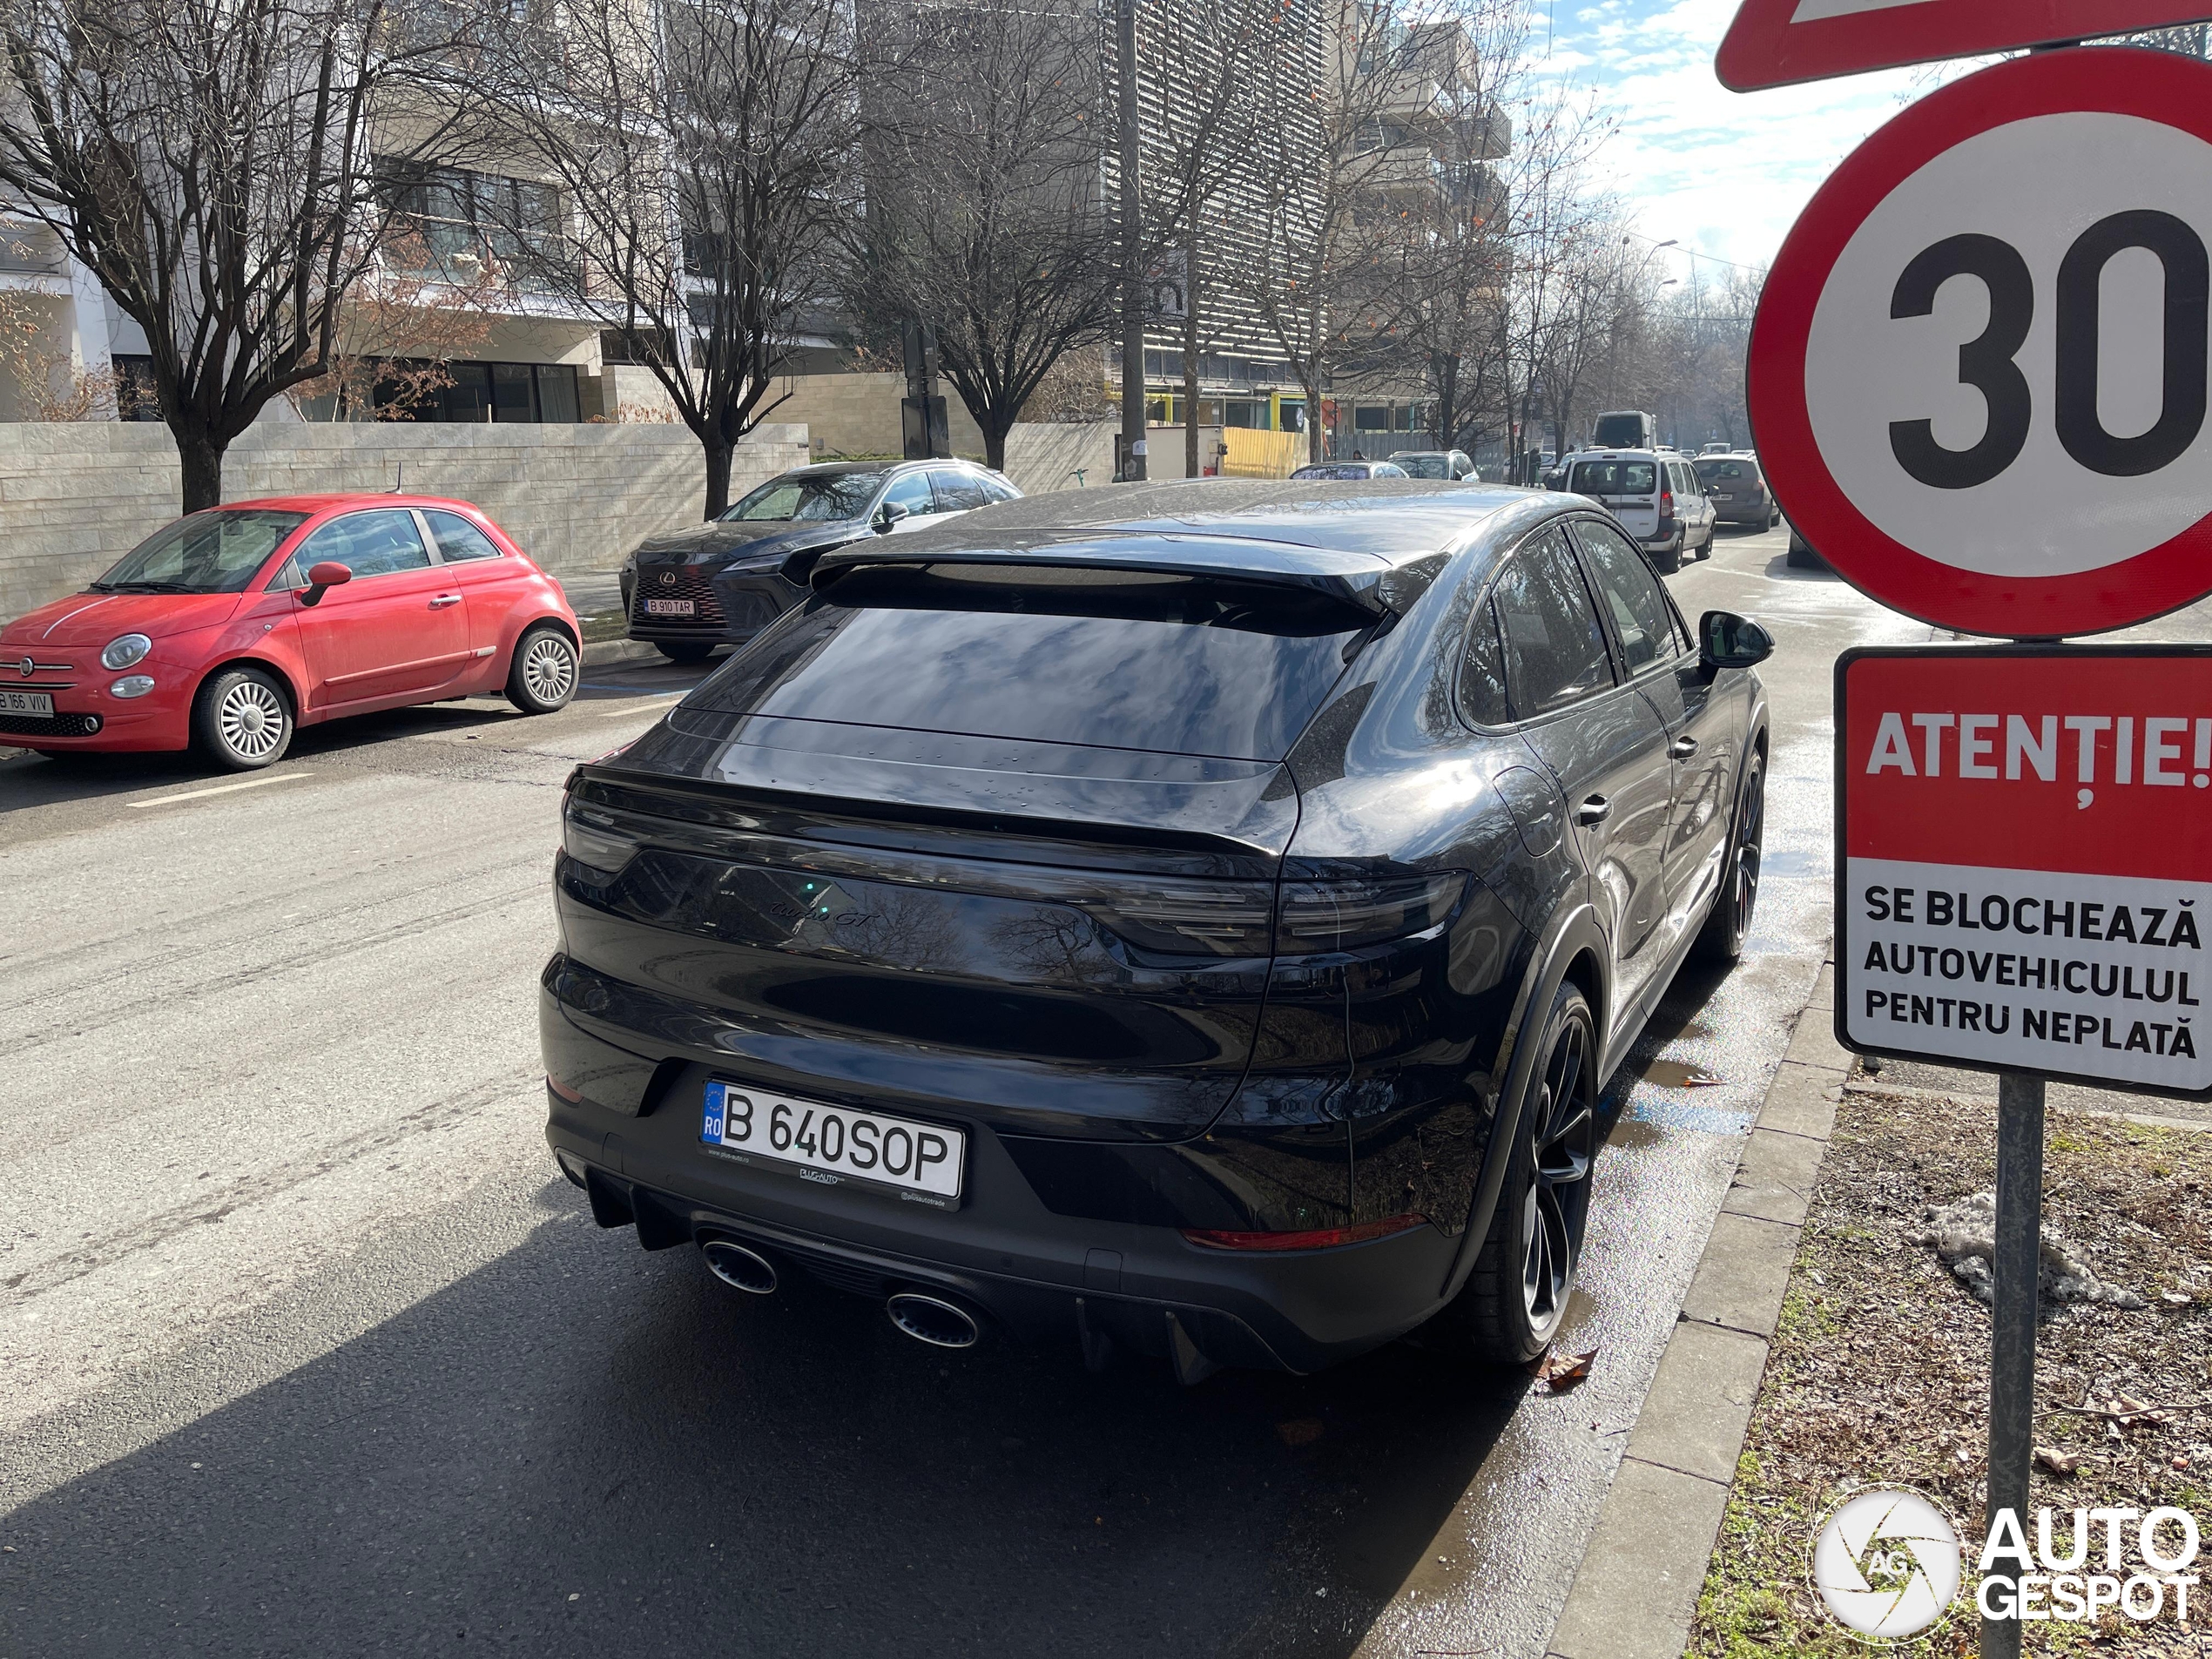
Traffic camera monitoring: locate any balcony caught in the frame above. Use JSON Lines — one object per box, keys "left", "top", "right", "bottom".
{"left": 383, "top": 217, "right": 586, "bottom": 303}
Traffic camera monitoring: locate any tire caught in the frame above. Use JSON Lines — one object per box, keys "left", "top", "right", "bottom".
{"left": 1420, "top": 981, "right": 1599, "bottom": 1364}
{"left": 1693, "top": 748, "right": 1765, "bottom": 967}
{"left": 1652, "top": 536, "right": 1683, "bottom": 575}
{"left": 192, "top": 664, "right": 293, "bottom": 772}
{"left": 507, "top": 623, "right": 579, "bottom": 714}
{"left": 655, "top": 640, "right": 715, "bottom": 664}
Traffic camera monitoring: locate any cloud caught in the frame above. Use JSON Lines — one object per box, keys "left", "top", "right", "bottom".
{"left": 1529, "top": 0, "right": 1929, "bottom": 272}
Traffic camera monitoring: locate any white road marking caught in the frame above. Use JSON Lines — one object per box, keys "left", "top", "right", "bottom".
{"left": 126, "top": 772, "right": 314, "bottom": 809}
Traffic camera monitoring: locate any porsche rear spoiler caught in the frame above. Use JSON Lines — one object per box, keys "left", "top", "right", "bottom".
{"left": 806, "top": 535, "right": 1400, "bottom": 618}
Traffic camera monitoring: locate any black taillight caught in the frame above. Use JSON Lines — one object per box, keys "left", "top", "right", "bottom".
{"left": 1276, "top": 873, "right": 1465, "bottom": 954}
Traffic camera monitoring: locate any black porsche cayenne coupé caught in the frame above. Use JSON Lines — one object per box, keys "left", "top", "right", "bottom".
{"left": 541, "top": 477, "right": 1771, "bottom": 1379}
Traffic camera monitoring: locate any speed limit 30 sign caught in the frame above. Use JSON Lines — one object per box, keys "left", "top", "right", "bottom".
{"left": 1751, "top": 48, "right": 2212, "bottom": 637}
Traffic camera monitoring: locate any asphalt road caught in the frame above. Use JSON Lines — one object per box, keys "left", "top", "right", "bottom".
{"left": 0, "top": 525, "right": 1925, "bottom": 1658}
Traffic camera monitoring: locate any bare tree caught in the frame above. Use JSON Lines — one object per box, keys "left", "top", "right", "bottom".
{"left": 1395, "top": 0, "right": 1552, "bottom": 458}
{"left": 281, "top": 229, "right": 502, "bottom": 419}
{"left": 0, "top": 0, "right": 477, "bottom": 510}
{"left": 853, "top": 0, "right": 1115, "bottom": 472}
{"left": 490, "top": 0, "right": 857, "bottom": 516}
{"left": 1141, "top": 0, "right": 1300, "bottom": 475}
{"left": 1238, "top": 0, "right": 1435, "bottom": 462}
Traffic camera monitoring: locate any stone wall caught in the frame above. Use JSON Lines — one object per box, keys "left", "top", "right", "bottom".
{"left": 999, "top": 423, "right": 1118, "bottom": 496}
{"left": 0, "top": 421, "right": 808, "bottom": 624}
{"left": 772, "top": 371, "right": 991, "bottom": 461}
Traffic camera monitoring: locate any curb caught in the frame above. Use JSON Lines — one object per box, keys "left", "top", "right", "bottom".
{"left": 1543, "top": 955, "right": 1848, "bottom": 1659}
{"left": 580, "top": 637, "right": 666, "bottom": 669}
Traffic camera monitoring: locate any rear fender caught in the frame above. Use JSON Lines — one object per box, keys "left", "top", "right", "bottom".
{"left": 1436, "top": 893, "right": 1608, "bottom": 1302}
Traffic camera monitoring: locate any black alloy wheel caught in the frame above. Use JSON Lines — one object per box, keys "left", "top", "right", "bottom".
{"left": 1420, "top": 980, "right": 1599, "bottom": 1364}
{"left": 1695, "top": 750, "right": 1765, "bottom": 965}
{"left": 1519, "top": 1001, "right": 1596, "bottom": 1341}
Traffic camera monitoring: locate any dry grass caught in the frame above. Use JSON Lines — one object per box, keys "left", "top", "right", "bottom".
{"left": 1689, "top": 1089, "right": 2212, "bottom": 1656}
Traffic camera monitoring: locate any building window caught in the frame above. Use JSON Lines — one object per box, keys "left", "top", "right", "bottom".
{"left": 1355, "top": 405, "right": 1391, "bottom": 432}
{"left": 112, "top": 354, "right": 161, "bottom": 421}
{"left": 365, "top": 359, "right": 582, "bottom": 423}
{"left": 375, "top": 158, "right": 570, "bottom": 295}
{"left": 600, "top": 327, "right": 673, "bottom": 368}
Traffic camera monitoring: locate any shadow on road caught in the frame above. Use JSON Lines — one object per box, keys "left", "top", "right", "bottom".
{"left": 1760, "top": 553, "right": 1837, "bottom": 583}
{"left": 3, "top": 1185, "right": 1528, "bottom": 1658}
{"left": 0, "top": 660, "right": 718, "bottom": 814}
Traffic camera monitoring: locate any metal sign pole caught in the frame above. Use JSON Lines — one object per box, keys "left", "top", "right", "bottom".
{"left": 1981, "top": 1070, "right": 2046, "bottom": 1659}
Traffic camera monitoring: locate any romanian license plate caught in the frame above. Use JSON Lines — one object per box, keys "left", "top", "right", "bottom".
{"left": 700, "top": 1081, "right": 964, "bottom": 1207}
{"left": 0, "top": 691, "right": 54, "bottom": 716}
{"left": 1711, "top": 492, "right": 1735, "bottom": 501}
{"left": 644, "top": 597, "right": 696, "bottom": 617}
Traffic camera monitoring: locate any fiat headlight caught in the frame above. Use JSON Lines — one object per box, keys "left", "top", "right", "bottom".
{"left": 101, "top": 633, "right": 152, "bottom": 671}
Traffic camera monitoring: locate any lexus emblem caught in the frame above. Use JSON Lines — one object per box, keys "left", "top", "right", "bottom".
{"left": 17, "top": 658, "right": 30, "bottom": 678}
{"left": 658, "top": 570, "right": 678, "bottom": 587}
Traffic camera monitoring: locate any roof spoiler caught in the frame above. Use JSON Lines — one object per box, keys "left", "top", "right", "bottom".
{"left": 806, "top": 540, "right": 1395, "bottom": 618}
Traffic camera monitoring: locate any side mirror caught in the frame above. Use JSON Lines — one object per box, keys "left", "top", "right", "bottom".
{"left": 298, "top": 560, "right": 353, "bottom": 607}
{"left": 873, "top": 500, "right": 909, "bottom": 536}
{"left": 1701, "top": 610, "right": 1773, "bottom": 672}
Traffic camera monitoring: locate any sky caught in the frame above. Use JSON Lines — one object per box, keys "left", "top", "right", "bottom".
{"left": 1534, "top": 0, "right": 1938, "bottom": 283}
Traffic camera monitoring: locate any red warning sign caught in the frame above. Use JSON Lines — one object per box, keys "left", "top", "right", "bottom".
{"left": 1837, "top": 645, "right": 2212, "bottom": 1098}
{"left": 1717, "top": 0, "right": 2212, "bottom": 92}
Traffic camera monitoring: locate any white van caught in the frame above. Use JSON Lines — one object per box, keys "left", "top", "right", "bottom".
{"left": 1562, "top": 450, "right": 1715, "bottom": 573}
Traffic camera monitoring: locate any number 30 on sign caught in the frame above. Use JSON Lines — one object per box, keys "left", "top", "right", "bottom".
{"left": 1751, "top": 48, "right": 2212, "bottom": 638}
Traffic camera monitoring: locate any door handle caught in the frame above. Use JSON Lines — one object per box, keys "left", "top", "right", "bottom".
{"left": 1669, "top": 735, "right": 1700, "bottom": 759}
{"left": 1577, "top": 795, "right": 1611, "bottom": 825}
{"left": 428, "top": 594, "right": 462, "bottom": 610}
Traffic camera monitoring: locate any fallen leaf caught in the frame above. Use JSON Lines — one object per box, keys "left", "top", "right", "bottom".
{"left": 2034, "top": 1446, "right": 2080, "bottom": 1476}
{"left": 1276, "top": 1418, "right": 1323, "bottom": 1447}
{"left": 1529, "top": 1345, "right": 1599, "bottom": 1393}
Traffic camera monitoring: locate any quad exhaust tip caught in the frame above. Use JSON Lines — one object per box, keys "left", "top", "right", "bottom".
{"left": 886, "top": 1291, "right": 980, "bottom": 1349}
{"left": 700, "top": 1239, "right": 779, "bottom": 1296}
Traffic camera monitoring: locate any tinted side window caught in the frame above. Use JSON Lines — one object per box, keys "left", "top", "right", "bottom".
{"left": 295, "top": 509, "right": 431, "bottom": 578}
{"left": 1575, "top": 522, "right": 1678, "bottom": 677}
{"left": 1494, "top": 529, "right": 1614, "bottom": 717}
{"left": 1460, "top": 596, "right": 1509, "bottom": 726}
{"left": 930, "top": 469, "right": 992, "bottom": 511}
{"left": 881, "top": 472, "right": 937, "bottom": 516}
{"left": 422, "top": 509, "right": 502, "bottom": 563}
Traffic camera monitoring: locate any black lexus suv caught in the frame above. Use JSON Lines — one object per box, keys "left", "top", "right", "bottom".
{"left": 543, "top": 477, "right": 1771, "bottom": 1378}
{"left": 621, "top": 459, "right": 1020, "bottom": 661}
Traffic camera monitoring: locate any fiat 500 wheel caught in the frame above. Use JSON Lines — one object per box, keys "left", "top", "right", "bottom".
{"left": 507, "top": 624, "right": 579, "bottom": 714}
{"left": 192, "top": 665, "right": 293, "bottom": 771}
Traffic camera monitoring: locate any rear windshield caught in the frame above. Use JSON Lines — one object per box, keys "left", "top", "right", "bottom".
{"left": 1591, "top": 415, "right": 1647, "bottom": 448}
{"left": 1394, "top": 455, "right": 1449, "bottom": 478}
{"left": 687, "top": 562, "right": 1368, "bottom": 761}
{"left": 1695, "top": 460, "right": 1752, "bottom": 482}
{"left": 1568, "top": 460, "right": 1656, "bottom": 496}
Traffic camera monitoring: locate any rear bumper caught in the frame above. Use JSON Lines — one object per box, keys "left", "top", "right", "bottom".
{"left": 543, "top": 1050, "right": 1456, "bottom": 1377}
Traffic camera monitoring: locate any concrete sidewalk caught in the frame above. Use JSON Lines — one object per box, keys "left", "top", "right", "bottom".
{"left": 1544, "top": 959, "right": 1847, "bottom": 1659}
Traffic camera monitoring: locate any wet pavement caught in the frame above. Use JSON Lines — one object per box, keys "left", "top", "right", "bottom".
{"left": 0, "top": 523, "right": 2000, "bottom": 1657}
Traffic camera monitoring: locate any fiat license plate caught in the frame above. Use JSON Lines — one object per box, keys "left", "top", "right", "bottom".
{"left": 0, "top": 691, "right": 54, "bottom": 716}
{"left": 700, "top": 1081, "right": 964, "bottom": 1207}
{"left": 644, "top": 597, "right": 695, "bottom": 616}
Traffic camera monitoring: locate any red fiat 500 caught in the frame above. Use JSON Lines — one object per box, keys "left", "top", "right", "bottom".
{"left": 0, "top": 494, "right": 582, "bottom": 769}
